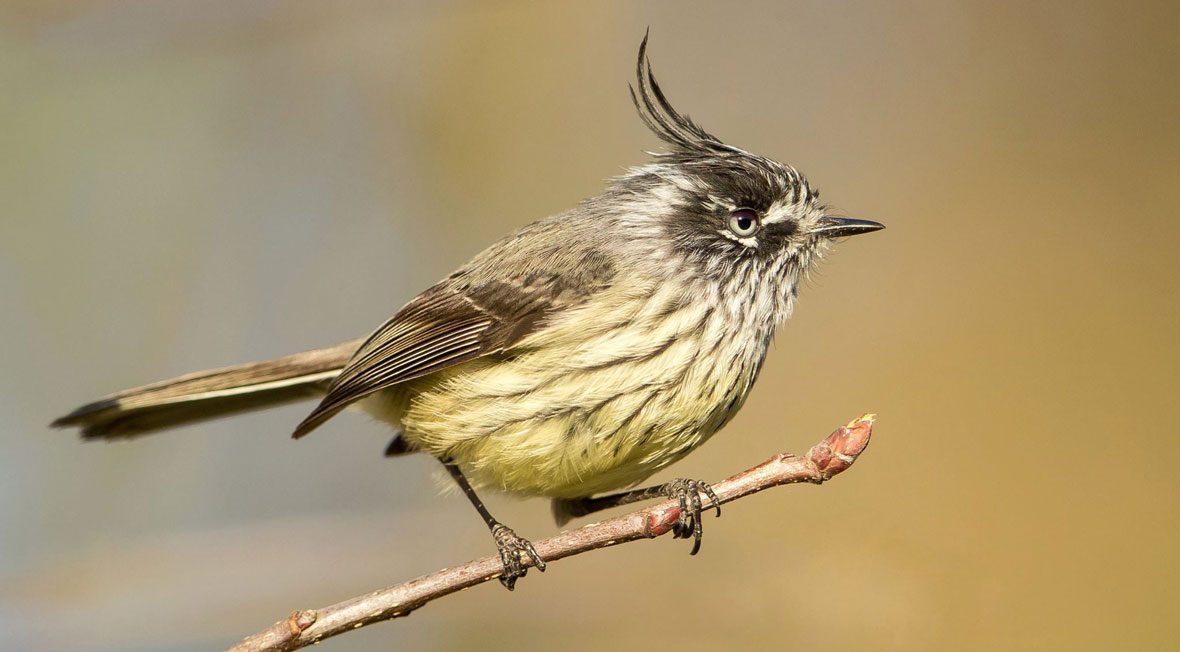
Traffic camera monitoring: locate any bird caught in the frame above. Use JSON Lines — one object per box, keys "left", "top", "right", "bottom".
{"left": 52, "top": 34, "right": 883, "bottom": 590}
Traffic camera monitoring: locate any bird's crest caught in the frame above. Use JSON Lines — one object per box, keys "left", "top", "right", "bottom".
{"left": 631, "top": 31, "right": 740, "bottom": 159}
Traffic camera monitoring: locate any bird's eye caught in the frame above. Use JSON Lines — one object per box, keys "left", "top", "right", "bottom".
{"left": 727, "top": 208, "right": 760, "bottom": 237}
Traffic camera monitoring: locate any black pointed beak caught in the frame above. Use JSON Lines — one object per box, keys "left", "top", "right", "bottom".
{"left": 813, "top": 215, "right": 885, "bottom": 238}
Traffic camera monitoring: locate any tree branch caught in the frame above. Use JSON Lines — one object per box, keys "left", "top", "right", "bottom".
{"left": 228, "top": 414, "right": 876, "bottom": 652}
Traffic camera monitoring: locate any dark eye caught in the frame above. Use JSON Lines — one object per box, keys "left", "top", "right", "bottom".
{"left": 727, "top": 208, "right": 760, "bottom": 237}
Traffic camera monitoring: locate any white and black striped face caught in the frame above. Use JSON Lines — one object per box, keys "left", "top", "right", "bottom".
{"left": 615, "top": 34, "right": 881, "bottom": 294}
{"left": 632, "top": 156, "right": 827, "bottom": 279}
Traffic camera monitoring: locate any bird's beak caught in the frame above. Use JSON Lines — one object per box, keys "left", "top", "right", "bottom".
{"left": 813, "top": 215, "right": 885, "bottom": 238}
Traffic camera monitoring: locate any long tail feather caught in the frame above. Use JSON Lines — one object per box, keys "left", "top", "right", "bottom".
{"left": 52, "top": 339, "right": 363, "bottom": 440}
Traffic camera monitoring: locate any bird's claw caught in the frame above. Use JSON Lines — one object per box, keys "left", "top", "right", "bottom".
{"left": 491, "top": 523, "right": 545, "bottom": 590}
{"left": 662, "top": 478, "right": 721, "bottom": 555}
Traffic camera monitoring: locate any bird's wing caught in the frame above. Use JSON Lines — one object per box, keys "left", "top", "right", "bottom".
{"left": 291, "top": 279, "right": 564, "bottom": 439}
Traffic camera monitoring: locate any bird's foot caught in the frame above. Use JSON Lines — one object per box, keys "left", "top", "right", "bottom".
{"left": 491, "top": 523, "right": 545, "bottom": 590}
{"left": 661, "top": 478, "right": 721, "bottom": 555}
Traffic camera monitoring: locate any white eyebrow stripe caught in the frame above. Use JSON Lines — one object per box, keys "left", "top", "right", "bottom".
{"left": 761, "top": 201, "right": 796, "bottom": 225}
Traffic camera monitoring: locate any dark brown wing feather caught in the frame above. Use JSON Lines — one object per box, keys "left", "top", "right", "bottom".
{"left": 291, "top": 281, "right": 557, "bottom": 439}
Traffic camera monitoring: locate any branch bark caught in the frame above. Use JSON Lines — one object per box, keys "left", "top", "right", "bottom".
{"left": 228, "top": 414, "right": 876, "bottom": 652}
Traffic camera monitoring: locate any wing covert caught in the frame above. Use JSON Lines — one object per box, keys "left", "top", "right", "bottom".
{"left": 291, "top": 280, "right": 557, "bottom": 438}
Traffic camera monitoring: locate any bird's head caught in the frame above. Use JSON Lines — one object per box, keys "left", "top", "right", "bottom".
{"left": 609, "top": 34, "right": 882, "bottom": 318}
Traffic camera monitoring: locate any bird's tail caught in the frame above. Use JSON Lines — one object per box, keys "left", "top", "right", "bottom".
{"left": 51, "top": 338, "right": 363, "bottom": 440}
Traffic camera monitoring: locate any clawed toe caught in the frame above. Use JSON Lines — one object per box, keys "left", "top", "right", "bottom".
{"left": 491, "top": 523, "right": 545, "bottom": 590}
{"left": 661, "top": 478, "right": 721, "bottom": 555}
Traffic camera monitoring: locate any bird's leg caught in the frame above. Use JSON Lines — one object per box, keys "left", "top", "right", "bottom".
{"left": 442, "top": 461, "right": 545, "bottom": 590}
{"left": 555, "top": 479, "right": 721, "bottom": 555}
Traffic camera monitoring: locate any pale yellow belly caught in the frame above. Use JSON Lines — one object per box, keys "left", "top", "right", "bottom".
{"left": 381, "top": 284, "right": 770, "bottom": 499}
{"left": 395, "top": 356, "right": 750, "bottom": 498}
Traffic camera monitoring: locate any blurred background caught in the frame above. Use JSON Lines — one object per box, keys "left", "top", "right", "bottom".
{"left": 2, "top": 1, "right": 1178, "bottom": 650}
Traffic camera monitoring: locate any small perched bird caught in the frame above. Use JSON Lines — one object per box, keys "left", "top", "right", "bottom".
{"left": 53, "top": 34, "right": 883, "bottom": 589}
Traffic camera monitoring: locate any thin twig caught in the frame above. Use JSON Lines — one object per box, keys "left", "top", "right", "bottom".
{"left": 228, "top": 414, "right": 876, "bottom": 652}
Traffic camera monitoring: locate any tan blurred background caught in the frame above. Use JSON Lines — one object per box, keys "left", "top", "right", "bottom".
{"left": 2, "top": 1, "right": 1178, "bottom": 650}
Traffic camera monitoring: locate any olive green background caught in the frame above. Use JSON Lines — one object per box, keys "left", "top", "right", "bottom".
{"left": 2, "top": 2, "right": 1177, "bottom": 650}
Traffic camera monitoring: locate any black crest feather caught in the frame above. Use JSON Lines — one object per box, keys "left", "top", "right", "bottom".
{"left": 631, "top": 31, "right": 735, "bottom": 157}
